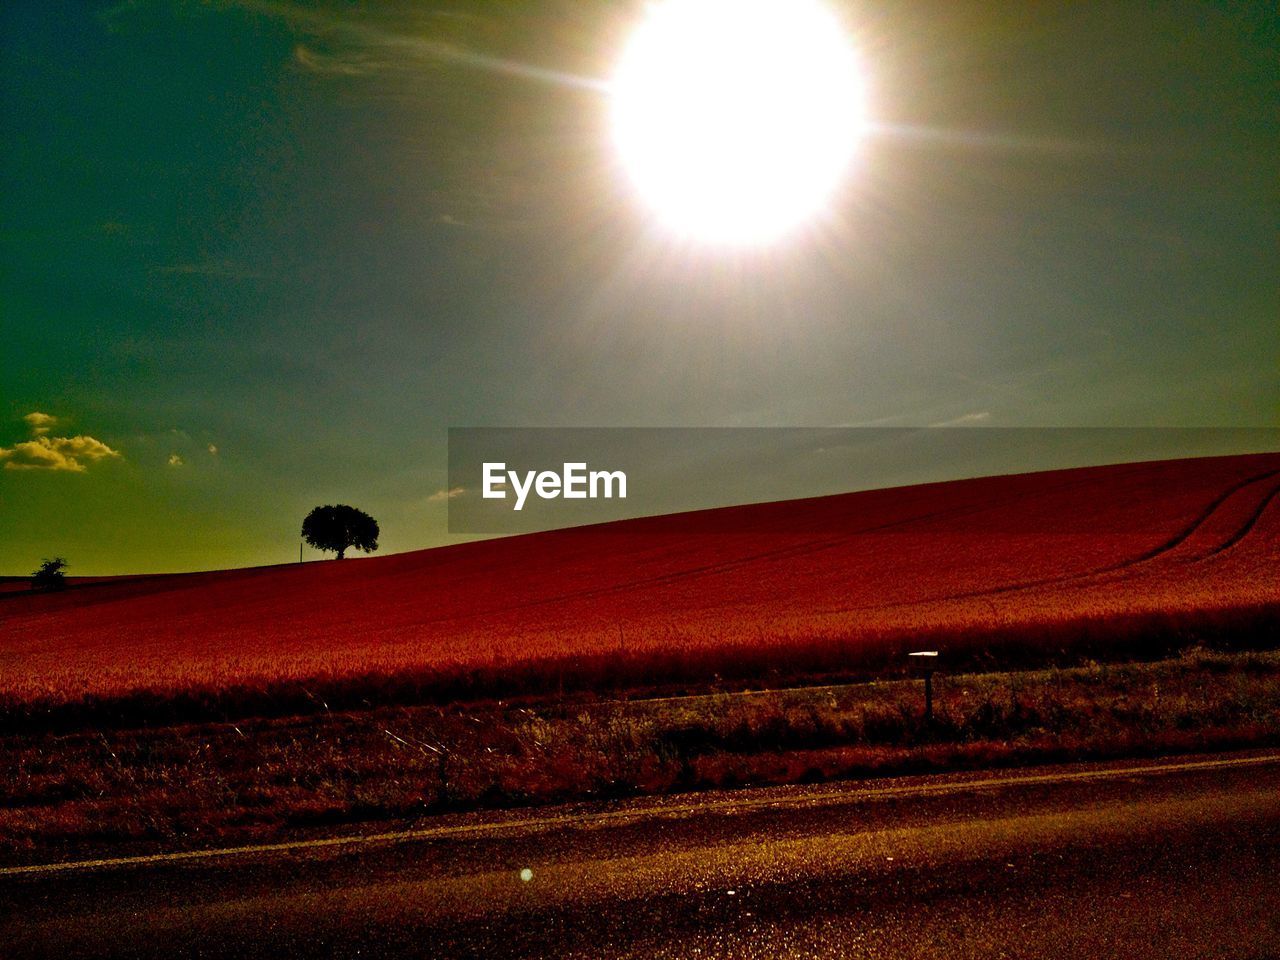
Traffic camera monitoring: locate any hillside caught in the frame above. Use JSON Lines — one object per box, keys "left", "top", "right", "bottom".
{"left": 2, "top": 453, "right": 1278, "bottom": 715}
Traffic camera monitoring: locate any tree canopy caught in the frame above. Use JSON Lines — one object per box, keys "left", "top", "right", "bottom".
{"left": 301, "top": 505, "right": 379, "bottom": 560}
{"left": 32, "top": 556, "right": 68, "bottom": 591}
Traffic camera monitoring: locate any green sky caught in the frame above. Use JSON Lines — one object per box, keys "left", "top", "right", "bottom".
{"left": 1, "top": 0, "right": 1276, "bottom": 574}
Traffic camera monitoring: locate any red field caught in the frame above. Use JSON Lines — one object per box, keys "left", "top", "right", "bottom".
{"left": 2, "top": 453, "right": 1278, "bottom": 718}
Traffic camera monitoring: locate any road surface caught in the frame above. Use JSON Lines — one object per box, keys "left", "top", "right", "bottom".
{"left": 4, "top": 750, "right": 1280, "bottom": 958}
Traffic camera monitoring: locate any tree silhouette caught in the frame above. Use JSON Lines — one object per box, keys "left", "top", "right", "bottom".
{"left": 32, "top": 557, "right": 68, "bottom": 591}
{"left": 301, "top": 505, "right": 379, "bottom": 560}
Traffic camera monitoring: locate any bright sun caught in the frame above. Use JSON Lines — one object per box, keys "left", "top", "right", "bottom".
{"left": 611, "top": 0, "right": 868, "bottom": 245}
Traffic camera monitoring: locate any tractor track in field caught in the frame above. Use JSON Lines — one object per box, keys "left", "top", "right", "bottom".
{"left": 517, "top": 466, "right": 1280, "bottom": 622}
{"left": 808, "top": 468, "right": 1280, "bottom": 618}
{"left": 1112, "top": 469, "right": 1280, "bottom": 565}
{"left": 1198, "top": 477, "right": 1280, "bottom": 561}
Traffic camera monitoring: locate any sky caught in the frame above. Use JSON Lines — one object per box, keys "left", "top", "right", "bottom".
{"left": 1, "top": 0, "right": 1276, "bottom": 574}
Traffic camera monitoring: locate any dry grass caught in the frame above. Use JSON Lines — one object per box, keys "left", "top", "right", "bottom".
{"left": 5, "top": 646, "right": 1280, "bottom": 866}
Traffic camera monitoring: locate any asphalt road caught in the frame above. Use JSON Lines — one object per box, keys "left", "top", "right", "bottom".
{"left": 4, "top": 751, "right": 1280, "bottom": 959}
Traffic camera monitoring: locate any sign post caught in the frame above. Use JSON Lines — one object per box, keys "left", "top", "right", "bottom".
{"left": 908, "top": 651, "right": 939, "bottom": 723}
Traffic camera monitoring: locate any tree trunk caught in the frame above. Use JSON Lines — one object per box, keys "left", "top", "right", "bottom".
{"left": 337, "top": 547, "right": 346, "bottom": 559}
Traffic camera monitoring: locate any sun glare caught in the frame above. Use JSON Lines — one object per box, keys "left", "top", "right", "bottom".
{"left": 610, "top": 0, "right": 868, "bottom": 246}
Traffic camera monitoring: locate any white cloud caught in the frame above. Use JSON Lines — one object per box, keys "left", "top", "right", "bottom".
{"left": 22, "top": 411, "right": 58, "bottom": 436}
{"left": 1, "top": 435, "right": 123, "bottom": 472}
{"left": 1, "top": 412, "right": 123, "bottom": 471}
{"left": 428, "top": 486, "right": 465, "bottom": 502}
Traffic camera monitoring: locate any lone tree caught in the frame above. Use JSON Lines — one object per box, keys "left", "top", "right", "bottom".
{"left": 301, "top": 505, "right": 379, "bottom": 560}
{"left": 32, "top": 557, "right": 68, "bottom": 591}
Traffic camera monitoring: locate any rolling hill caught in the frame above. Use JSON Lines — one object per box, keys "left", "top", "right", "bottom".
{"left": 2, "top": 453, "right": 1278, "bottom": 720}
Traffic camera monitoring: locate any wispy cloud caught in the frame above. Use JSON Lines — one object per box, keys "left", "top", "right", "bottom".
{"left": 427, "top": 485, "right": 465, "bottom": 502}
{"left": 292, "top": 43, "right": 385, "bottom": 76}
{"left": 157, "top": 259, "right": 268, "bottom": 281}
{"left": 928, "top": 411, "right": 992, "bottom": 428}
{"left": 236, "top": 1, "right": 607, "bottom": 92}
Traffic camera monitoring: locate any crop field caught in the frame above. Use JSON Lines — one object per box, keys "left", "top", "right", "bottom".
{"left": 1, "top": 453, "right": 1278, "bottom": 725}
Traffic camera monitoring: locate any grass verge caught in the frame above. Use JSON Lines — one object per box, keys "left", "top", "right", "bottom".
{"left": 4, "top": 646, "right": 1280, "bottom": 866}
